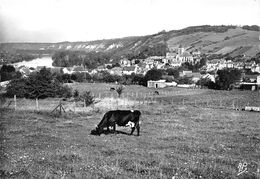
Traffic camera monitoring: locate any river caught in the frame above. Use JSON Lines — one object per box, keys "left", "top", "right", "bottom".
{"left": 13, "top": 56, "right": 53, "bottom": 68}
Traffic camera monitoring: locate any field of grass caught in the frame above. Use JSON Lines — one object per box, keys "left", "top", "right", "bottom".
{"left": 1, "top": 83, "right": 260, "bottom": 178}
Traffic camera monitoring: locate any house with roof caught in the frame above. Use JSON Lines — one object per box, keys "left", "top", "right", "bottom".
{"left": 240, "top": 75, "right": 260, "bottom": 91}
{"left": 233, "top": 62, "right": 244, "bottom": 69}
{"left": 192, "top": 50, "right": 201, "bottom": 56}
{"left": 109, "top": 67, "right": 123, "bottom": 76}
{"left": 251, "top": 64, "right": 260, "bottom": 73}
{"left": 226, "top": 60, "right": 234, "bottom": 68}
{"left": 122, "top": 66, "right": 137, "bottom": 75}
{"left": 206, "top": 59, "right": 229, "bottom": 71}
{"left": 120, "top": 58, "right": 131, "bottom": 67}
{"left": 147, "top": 80, "right": 167, "bottom": 88}
{"left": 170, "top": 61, "right": 182, "bottom": 67}
{"left": 201, "top": 73, "right": 216, "bottom": 83}
{"left": 244, "top": 61, "right": 256, "bottom": 70}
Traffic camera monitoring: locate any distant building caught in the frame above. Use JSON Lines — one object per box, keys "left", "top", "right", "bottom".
{"left": 109, "top": 67, "right": 123, "bottom": 76}
{"left": 120, "top": 58, "right": 131, "bottom": 66}
{"left": 240, "top": 75, "right": 260, "bottom": 91}
{"left": 177, "top": 51, "right": 194, "bottom": 63}
{"left": 147, "top": 80, "right": 166, "bottom": 88}
{"left": 122, "top": 66, "right": 137, "bottom": 75}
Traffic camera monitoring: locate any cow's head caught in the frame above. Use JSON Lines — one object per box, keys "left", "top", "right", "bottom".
{"left": 90, "top": 126, "right": 102, "bottom": 135}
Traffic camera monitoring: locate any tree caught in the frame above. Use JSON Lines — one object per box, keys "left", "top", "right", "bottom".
{"left": 196, "top": 78, "right": 216, "bottom": 89}
{"left": 62, "top": 74, "right": 72, "bottom": 83}
{"left": 166, "top": 68, "right": 179, "bottom": 79}
{"left": 0, "top": 64, "right": 21, "bottom": 82}
{"left": 145, "top": 69, "right": 163, "bottom": 81}
{"left": 71, "top": 72, "right": 85, "bottom": 82}
{"left": 177, "top": 76, "right": 193, "bottom": 84}
{"left": 216, "top": 69, "right": 241, "bottom": 90}
{"left": 144, "top": 69, "right": 164, "bottom": 86}
{"left": 6, "top": 67, "right": 72, "bottom": 99}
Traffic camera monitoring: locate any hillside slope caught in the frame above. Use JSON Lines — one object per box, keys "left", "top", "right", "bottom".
{"left": 0, "top": 25, "right": 259, "bottom": 58}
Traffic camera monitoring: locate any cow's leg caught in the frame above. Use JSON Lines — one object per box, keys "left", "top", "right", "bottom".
{"left": 136, "top": 122, "right": 140, "bottom": 136}
{"left": 113, "top": 123, "right": 116, "bottom": 134}
{"left": 130, "top": 127, "right": 135, "bottom": 135}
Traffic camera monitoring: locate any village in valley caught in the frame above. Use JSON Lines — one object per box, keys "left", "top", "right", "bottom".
{"left": 1, "top": 44, "right": 260, "bottom": 91}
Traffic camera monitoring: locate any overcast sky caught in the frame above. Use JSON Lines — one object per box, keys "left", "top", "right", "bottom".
{"left": 0, "top": 0, "right": 259, "bottom": 43}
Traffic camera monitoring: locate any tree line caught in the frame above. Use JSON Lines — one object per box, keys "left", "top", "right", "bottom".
{"left": 51, "top": 43, "right": 168, "bottom": 69}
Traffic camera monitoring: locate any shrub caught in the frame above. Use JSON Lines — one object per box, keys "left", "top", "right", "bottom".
{"left": 74, "top": 91, "right": 95, "bottom": 107}
{"left": 116, "top": 85, "right": 124, "bottom": 98}
{"left": 73, "top": 90, "right": 79, "bottom": 98}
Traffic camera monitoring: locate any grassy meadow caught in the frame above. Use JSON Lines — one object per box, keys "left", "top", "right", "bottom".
{"left": 0, "top": 83, "right": 260, "bottom": 178}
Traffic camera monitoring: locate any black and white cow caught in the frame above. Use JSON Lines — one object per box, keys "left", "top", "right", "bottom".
{"left": 91, "top": 110, "right": 141, "bottom": 136}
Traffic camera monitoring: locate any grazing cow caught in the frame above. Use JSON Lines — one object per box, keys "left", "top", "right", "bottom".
{"left": 154, "top": 91, "right": 159, "bottom": 95}
{"left": 110, "top": 87, "right": 115, "bottom": 91}
{"left": 91, "top": 110, "right": 141, "bottom": 136}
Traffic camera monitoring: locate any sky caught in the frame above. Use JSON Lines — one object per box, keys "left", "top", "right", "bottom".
{"left": 0, "top": 0, "right": 259, "bottom": 43}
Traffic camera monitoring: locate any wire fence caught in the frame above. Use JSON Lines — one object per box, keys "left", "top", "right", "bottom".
{"left": 1, "top": 90, "right": 259, "bottom": 114}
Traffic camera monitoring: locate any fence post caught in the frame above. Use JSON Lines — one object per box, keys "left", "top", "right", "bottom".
{"left": 14, "top": 95, "right": 17, "bottom": 110}
{"left": 182, "top": 98, "right": 185, "bottom": 106}
{"left": 74, "top": 101, "right": 76, "bottom": 113}
{"left": 232, "top": 100, "right": 235, "bottom": 109}
{"left": 220, "top": 99, "right": 222, "bottom": 108}
{"left": 36, "top": 98, "right": 39, "bottom": 111}
{"left": 59, "top": 100, "right": 62, "bottom": 115}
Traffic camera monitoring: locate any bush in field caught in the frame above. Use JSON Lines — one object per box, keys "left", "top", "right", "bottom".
{"left": 73, "top": 90, "right": 79, "bottom": 98}
{"left": 74, "top": 91, "right": 95, "bottom": 107}
{"left": 82, "top": 91, "right": 95, "bottom": 107}
{"left": 6, "top": 67, "right": 72, "bottom": 99}
{"left": 116, "top": 85, "right": 124, "bottom": 98}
